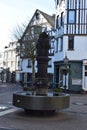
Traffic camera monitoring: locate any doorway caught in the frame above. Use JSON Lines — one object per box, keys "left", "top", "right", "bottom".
{"left": 84, "top": 66, "right": 87, "bottom": 90}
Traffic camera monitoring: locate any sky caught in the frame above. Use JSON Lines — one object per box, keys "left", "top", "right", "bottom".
{"left": 0, "top": 0, "right": 55, "bottom": 50}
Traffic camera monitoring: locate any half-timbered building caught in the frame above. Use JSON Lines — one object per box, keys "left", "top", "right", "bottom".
{"left": 54, "top": 0, "right": 87, "bottom": 92}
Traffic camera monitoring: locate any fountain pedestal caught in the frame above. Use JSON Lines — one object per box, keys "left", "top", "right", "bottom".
{"left": 13, "top": 92, "right": 69, "bottom": 111}
{"left": 34, "top": 56, "right": 50, "bottom": 96}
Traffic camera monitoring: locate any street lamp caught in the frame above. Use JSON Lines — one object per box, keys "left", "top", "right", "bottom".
{"left": 63, "top": 54, "right": 69, "bottom": 92}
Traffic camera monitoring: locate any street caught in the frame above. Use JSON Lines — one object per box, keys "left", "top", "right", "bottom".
{"left": 0, "top": 83, "right": 87, "bottom": 130}
{"left": 0, "top": 83, "right": 22, "bottom": 104}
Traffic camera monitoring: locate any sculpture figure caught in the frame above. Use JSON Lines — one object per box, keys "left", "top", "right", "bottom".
{"left": 36, "top": 32, "right": 50, "bottom": 57}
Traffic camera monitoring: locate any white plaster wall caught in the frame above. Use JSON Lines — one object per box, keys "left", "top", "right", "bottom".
{"left": 22, "top": 57, "right": 54, "bottom": 74}
{"left": 67, "top": 36, "right": 87, "bottom": 60}
{"left": 54, "top": 36, "right": 87, "bottom": 61}
{"left": 22, "top": 59, "right": 32, "bottom": 73}
{"left": 54, "top": 51, "right": 64, "bottom": 62}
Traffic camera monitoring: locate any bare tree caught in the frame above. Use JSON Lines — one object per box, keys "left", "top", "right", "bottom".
{"left": 20, "top": 25, "right": 46, "bottom": 85}
{"left": 12, "top": 23, "right": 27, "bottom": 41}
{"left": 22, "top": 41, "right": 36, "bottom": 83}
{"left": 13, "top": 22, "right": 46, "bottom": 85}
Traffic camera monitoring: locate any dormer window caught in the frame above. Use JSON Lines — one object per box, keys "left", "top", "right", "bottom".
{"left": 35, "top": 12, "right": 40, "bottom": 20}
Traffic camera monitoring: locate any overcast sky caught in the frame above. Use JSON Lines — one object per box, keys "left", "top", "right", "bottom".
{"left": 0, "top": 0, "right": 55, "bottom": 50}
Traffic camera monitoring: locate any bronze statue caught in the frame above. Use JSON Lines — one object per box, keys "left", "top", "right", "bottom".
{"left": 36, "top": 32, "right": 50, "bottom": 56}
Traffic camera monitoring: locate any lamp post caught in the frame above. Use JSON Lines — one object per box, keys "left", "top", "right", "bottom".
{"left": 63, "top": 55, "right": 69, "bottom": 92}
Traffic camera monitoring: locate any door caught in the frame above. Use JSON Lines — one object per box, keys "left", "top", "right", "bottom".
{"left": 84, "top": 66, "right": 87, "bottom": 89}
{"left": 55, "top": 67, "right": 59, "bottom": 87}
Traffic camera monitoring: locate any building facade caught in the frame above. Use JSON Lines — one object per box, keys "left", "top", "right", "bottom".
{"left": 2, "top": 42, "right": 17, "bottom": 82}
{"left": 54, "top": 0, "right": 87, "bottom": 92}
{"left": 0, "top": 51, "right": 4, "bottom": 82}
{"left": 17, "top": 9, "right": 55, "bottom": 85}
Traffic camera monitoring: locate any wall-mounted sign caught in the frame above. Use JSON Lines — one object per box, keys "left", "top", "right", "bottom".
{"left": 72, "top": 78, "right": 82, "bottom": 85}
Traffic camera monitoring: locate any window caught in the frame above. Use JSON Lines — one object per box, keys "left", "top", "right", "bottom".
{"left": 59, "top": 37, "right": 63, "bottom": 51}
{"left": 85, "top": 66, "right": 87, "bottom": 76}
{"left": 68, "top": 10, "right": 76, "bottom": 24}
{"left": 67, "top": 0, "right": 69, "bottom": 8}
{"left": 68, "top": 36, "right": 74, "bottom": 50}
{"left": 18, "top": 61, "right": 21, "bottom": 66}
{"left": 31, "top": 27, "right": 34, "bottom": 35}
{"left": 85, "top": 66, "right": 87, "bottom": 70}
{"left": 61, "top": 12, "right": 64, "bottom": 26}
{"left": 35, "top": 12, "right": 40, "bottom": 20}
{"left": 61, "top": 37, "right": 63, "bottom": 50}
{"left": 27, "top": 59, "right": 32, "bottom": 68}
{"left": 55, "top": 37, "right": 63, "bottom": 52}
{"left": 55, "top": 38, "right": 58, "bottom": 53}
{"left": 57, "top": 0, "right": 59, "bottom": 5}
{"left": 56, "top": 15, "right": 59, "bottom": 28}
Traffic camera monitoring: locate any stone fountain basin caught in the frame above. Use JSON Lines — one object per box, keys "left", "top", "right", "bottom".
{"left": 13, "top": 92, "right": 70, "bottom": 111}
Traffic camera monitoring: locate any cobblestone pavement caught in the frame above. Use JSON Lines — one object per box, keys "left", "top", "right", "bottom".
{"left": 0, "top": 83, "right": 22, "bottom": 105}
{"left": 0, "top": 83, "right": 22, "bottom": 93}
{"left": 0, "top": 84, "right": 87, "bottom": 130}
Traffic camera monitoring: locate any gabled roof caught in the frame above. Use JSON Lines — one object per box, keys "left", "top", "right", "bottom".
{"left": 38, "top": 9, "right": 55, "bottom": 28}
{"left": 20, "top": 9, "right": 55, "bottom": 42}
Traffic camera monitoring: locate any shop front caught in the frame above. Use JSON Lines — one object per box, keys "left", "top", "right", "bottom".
{"left": 54, "top": 61, "right": 82, "bottom": 93}
{"left": 82, "top": 60, "right": 87, "bottom": 91}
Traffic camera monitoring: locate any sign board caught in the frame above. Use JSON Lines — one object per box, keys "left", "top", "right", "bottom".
{"left": 72, "top": 78, "right": 82, "bottom": 85}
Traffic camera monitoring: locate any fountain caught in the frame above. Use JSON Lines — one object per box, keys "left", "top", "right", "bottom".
{"left": 13, "top": 32, "right": 70, "bottom": 113}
